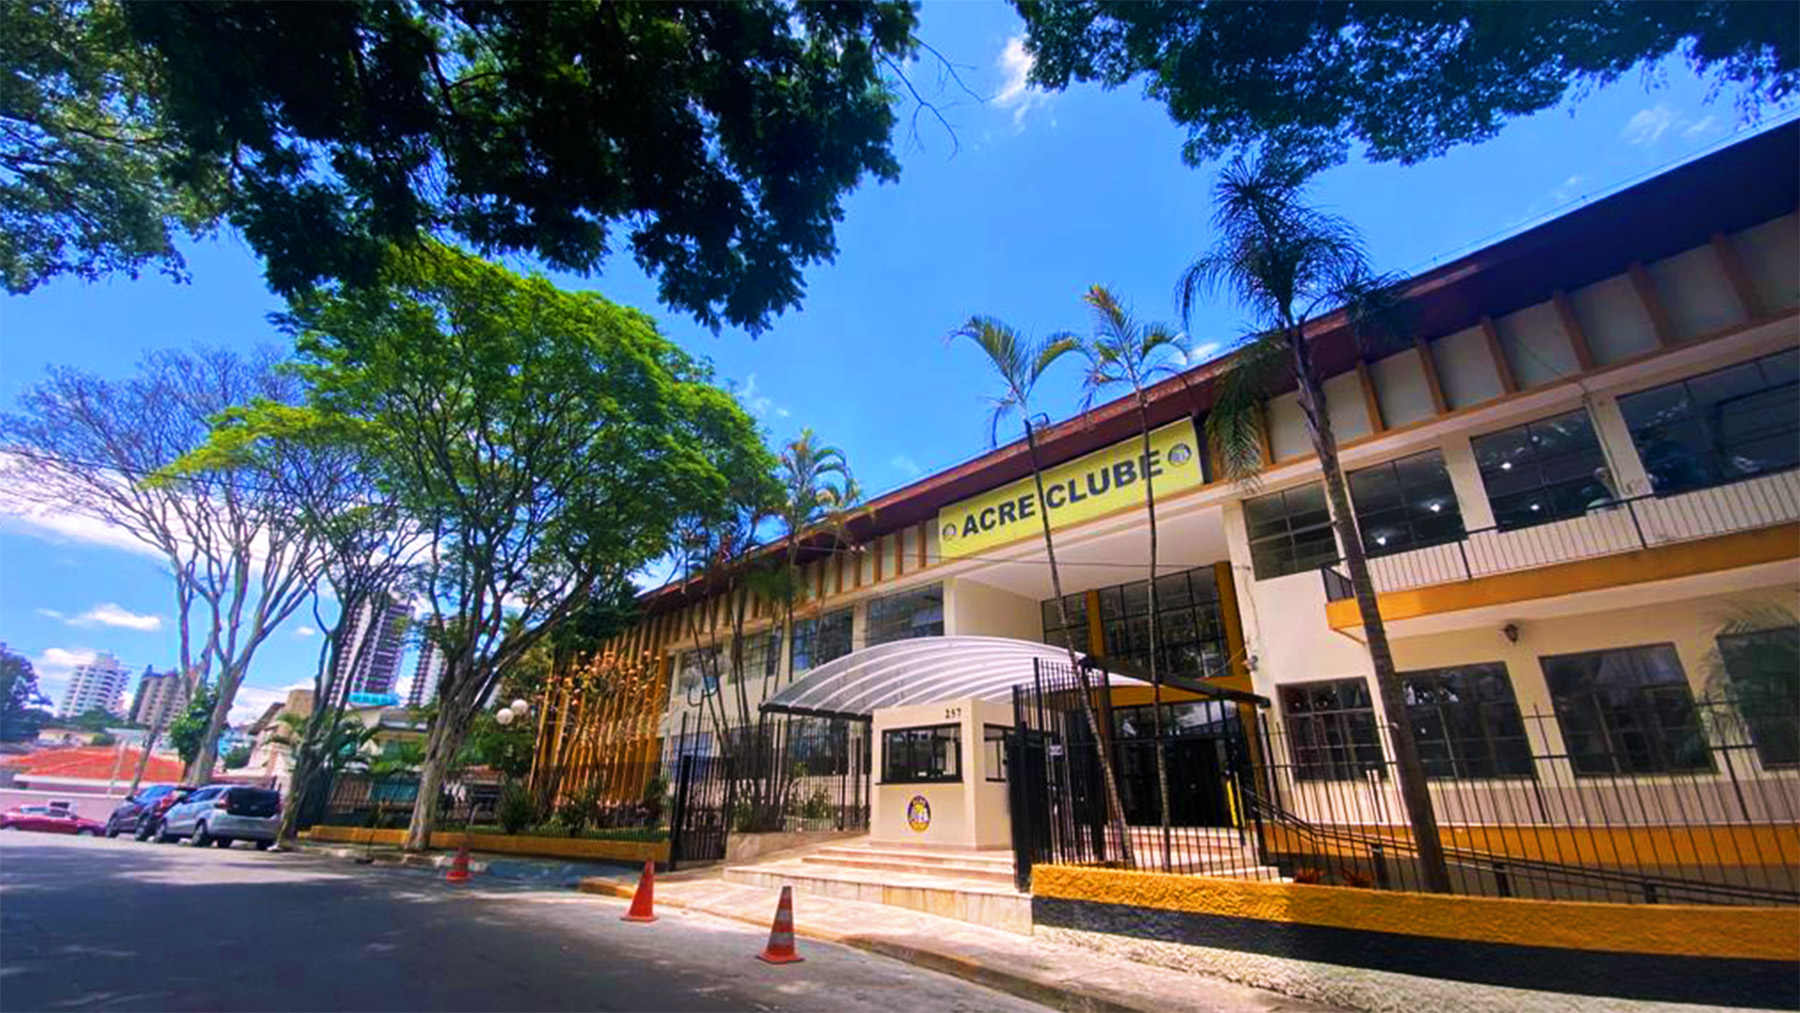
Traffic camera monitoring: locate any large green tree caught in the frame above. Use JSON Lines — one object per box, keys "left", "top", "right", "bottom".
{"left": 282, "top": 243, "right": 769, "bottom": 851}
{"left": 113, "top": 1, "right": 920, "bottom": 334}
{"left": 0, "top": 0, "right": 225, "bottom": 294}
{"left": 0, "top": 650, "right": 51, "bottom": 742}
{"left": 1015, "top": 1, "right": 1799, "bottom": 167}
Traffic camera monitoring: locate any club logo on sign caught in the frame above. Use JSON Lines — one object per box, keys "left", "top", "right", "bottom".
{"left": 1168, "top": 442, "right": 1193, "bottom": 466}
{"left": 905, "top": 795, "right": 931, "bottom": 833}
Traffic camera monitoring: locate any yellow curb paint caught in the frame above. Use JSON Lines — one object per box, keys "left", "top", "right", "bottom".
{"left": 1032, "top": 865, "right": 1800, "bottom": 963}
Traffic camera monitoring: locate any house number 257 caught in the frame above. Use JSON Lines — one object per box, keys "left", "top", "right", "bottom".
{"left": 944, "top": 707, "right": 962, "bottom": 720}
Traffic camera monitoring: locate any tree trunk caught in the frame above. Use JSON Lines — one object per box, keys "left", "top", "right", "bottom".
{"left": 125, "top": 722, "right": 162, "bottom": 798}
{"left": 404, "top": 714, "right": 461, "bottom": 851}
{"left": 185, "top": 671, "right": 237, "bottom": 784}
{"left": 1025, "top": 420, "right": 1134, "bottom": 865}
{"left": 1287, "top": 328, "right": 1452, "bottom": 894}
{"left": 275, "top": 749, "right": 318, "bottom": 845}
{"left": 1135, "top": 396, "right": 1173, "bottom": 872}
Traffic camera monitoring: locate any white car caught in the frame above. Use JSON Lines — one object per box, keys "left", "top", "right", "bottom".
{"left": 157, "top": 785, "right": 282, "bottom": 850}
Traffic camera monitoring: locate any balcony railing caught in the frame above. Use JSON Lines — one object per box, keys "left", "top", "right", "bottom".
{"left": 1321, "top": 468, "right": 1800, "bottom": 603}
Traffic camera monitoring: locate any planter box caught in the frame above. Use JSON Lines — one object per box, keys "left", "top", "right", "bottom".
{"left": 302, "top": 825, "right": 670, "bottom": 865}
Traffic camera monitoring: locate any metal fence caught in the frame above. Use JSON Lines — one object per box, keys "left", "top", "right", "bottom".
{"left": 662, "top": 711, "right": 872, "bottom": 838}
{"left": 315, "top": 771, "right": 503, "bottom": 830}
{"left": 1012, "top": 671, "right": 1800, "bottom": 905}
{"left": 1322, "top": 469, "right": 1800, "bottom": 601}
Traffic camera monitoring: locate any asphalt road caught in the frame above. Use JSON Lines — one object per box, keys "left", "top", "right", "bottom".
{"left": 0, "top": 832, "right": 1049, "bottom": 1012}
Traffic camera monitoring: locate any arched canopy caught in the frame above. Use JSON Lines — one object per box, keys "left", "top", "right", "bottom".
{"left": 759, "top": 636, "right": 1144, "bottom": 721}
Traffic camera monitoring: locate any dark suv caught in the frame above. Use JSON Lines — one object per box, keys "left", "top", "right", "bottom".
{"left": 103, "top": 784, "right": 195, "bottom": 840}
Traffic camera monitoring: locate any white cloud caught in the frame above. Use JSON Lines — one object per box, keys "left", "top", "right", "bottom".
{"left": 0, "top": 503, "right": 164, "bottom": 561}
{"left": 1622, "top": 104, "right": 1677, "bottom": 146}
{"left": 28, "top": 646, "right": 99, "bottom": 701}
{"left": 293, "top": 626, "right": 317, "bottom": 638}
{"left": 1177, "top": 341, "right": 1223, "bottom": 367}
{"left": 1682, "top": 114, "right": 1721, "bottom": 140}
{"left": 227, "top": 682, "right": 312, "bottom": 725}
{"left": 737, "top": 373, "right": 789, "bottom": 420}
{"left": 66, "top": 603, "right": 163, "bottom": 632}
{"left": 36, "top": 608, "right": 65, "bottom": 621}
{"left": 889, "top": 455, "right": 924, "bottom": 480}
{"left": 994, "top": 35, "right": 1051, "bottom": 131}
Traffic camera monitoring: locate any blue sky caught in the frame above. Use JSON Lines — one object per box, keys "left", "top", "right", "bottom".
{"left": 2, "top": 1, "right": 1793, "bottom": 722}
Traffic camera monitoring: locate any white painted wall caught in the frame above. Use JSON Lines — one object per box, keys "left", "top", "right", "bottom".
{"left": 870, "top": 697, "right": 1013, "bottom": 849}
{"left": 1430, "top": 326, "right": 1503, "bottom": 408}
{"left": 1369, "top": 349, "right": 1437, "bottom": 428}
{"left": 1495, "top": 302, "right": 1579, "bottom": 388}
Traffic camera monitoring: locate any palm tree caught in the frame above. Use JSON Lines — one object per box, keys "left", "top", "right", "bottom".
{"left": 1069, "top": 284, "right": 1185, "bottom": 872}
{"left": 773, "top": 430, "right": 861, "bottom": 688}
{"left": 1179, "top": 154, "right": 1452, "bottom": 893}
{"left": 948, "top": 317, "right": 1134, "bottom": 865}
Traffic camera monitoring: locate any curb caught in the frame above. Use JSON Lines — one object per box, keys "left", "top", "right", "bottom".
{"left": 576, "top": 879, "right": 1137, "bottom": 1013}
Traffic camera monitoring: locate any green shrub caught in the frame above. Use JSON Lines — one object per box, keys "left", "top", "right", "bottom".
{"left": 498, "top": 782, "right": 536, "bottom": 835}
{"left": 800, "top": 787, "right": 832, "bottom": 821}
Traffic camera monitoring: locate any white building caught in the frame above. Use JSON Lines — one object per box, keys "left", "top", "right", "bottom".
{"left": 56, "top": 653, "right": 132, "bottom": 720}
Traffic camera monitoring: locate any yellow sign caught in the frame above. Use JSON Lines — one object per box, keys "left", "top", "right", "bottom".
{"left": 906, "top": 795, "right": 932, "bottom": 833}
{"left": 935, "top": 420, "right": 1204, "bottom": 560}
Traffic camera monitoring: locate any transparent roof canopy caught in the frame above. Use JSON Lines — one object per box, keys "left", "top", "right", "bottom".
{"left": 759, "top": 636, "right": 1146, "bottom": 720}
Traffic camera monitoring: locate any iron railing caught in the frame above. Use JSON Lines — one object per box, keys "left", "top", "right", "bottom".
{"left": 1321, "top": 468, "right": 1800, "bottom": 602}
{"left": 1015, "top": 677, "right": 1800, "bottom": 905}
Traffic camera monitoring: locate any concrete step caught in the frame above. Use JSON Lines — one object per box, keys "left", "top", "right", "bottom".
{"left": 799, "top": 853, "right": 1018, "bottom": 884}
{"left": 810, "top": 844, "right": 1016, "bottom": 869}
{"left": 723, "top": 861, "right": 1031, "bottom": 935}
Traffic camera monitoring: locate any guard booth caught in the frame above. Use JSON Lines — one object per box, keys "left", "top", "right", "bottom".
{"left": 760, "top": 636, "right": 1153, "bottom": 852}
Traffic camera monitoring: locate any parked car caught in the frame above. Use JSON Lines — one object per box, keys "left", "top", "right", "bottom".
{"left": 104, "top": 784, "right": 195, "bottom": 839}
{"left": 0, "top": 805, "right": 106, "bottom": 836}
{"left": 157, "top": 785, "right": 282, "bottom": 849}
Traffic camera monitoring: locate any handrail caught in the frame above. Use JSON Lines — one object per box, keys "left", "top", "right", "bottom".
{"left": 1319, "top": 468, "right": 1800, "bottom": 602}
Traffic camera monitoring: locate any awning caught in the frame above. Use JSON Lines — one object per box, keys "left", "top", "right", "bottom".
{"left": 759, "top": 636, "right": 1146, "bottom": 721}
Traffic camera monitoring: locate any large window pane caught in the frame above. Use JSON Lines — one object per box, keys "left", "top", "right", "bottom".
{"left": 1473, "top": 409, "right": 1613, "bottom": 531}
{"left": 865, "top": 583, "right": 944, "bottom": 646}
{"left": 1349, "top": 450, "right": 1464, "bottom": 557}
{"left": 881, "top": 723, "right": 961, "bottom": 783}
{"left": 1401, "top": 663, "right": 1533, "bottom": 779}
{"left": 1043, "top": 565, "right": 1230, "bottom": 678}
{"left": 1541, "top": 644, "right": 1711, "bottom": 775}
{"left": 1717, "top": 626, "right": 1800, "bottom": 767}
{"left": 1619, "top": 350, "right": 1800, "bottom": 496}
{"left": 1279, "top": 678, "right": 1386, "bottom": 781}
{"left": 1247, "top": 484, "right": 1337, "bottom": 579}
{"left": 790, "top": 608, "right": 853, "bottom": 676}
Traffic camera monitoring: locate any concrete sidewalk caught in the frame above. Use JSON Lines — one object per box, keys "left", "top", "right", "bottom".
{"left": 580, "top": 873, "right": 1340, "bottom": 1013}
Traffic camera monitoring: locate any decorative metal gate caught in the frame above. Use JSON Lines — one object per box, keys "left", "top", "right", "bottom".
{"left": 667, "top": 753, "right": 733, "bottom": 869}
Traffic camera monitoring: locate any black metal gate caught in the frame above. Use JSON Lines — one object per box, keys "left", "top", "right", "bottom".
{"left": 667, "top": 753, "right": 733, "bottom": 869}
{"left": 1008, "top": 657, "right": 1269, "bottom": 888}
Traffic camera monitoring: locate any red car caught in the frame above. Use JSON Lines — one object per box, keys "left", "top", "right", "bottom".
{"left": 0, "top": 805, "right": 106, "bottom": 836}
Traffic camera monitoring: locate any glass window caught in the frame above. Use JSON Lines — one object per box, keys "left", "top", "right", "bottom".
{"left": 1040, "top": 594, "right": 1088, "bottom": 651}
{"left": 1039, "top": 567, "right": 1229, "bottom": 678}
{"left": 1619, "top": 349, "right": 1800, "bottom": 496}
{"left": 1349, "top": 450, "right": 1465, "bottom": 556}
{"left": 1472, "top": 408, "right": 1615, "bottom": 531}
{"left": 881, "top": 723, "right": 961, "bottom": 783}
{"left": 733, "top": 630, "right": 782, "bottom": 685}
{"left": 1716, "top": 626, "right": 1800, "bottom": 768}
{"left": 673, "top": 645, "right": 723, "bottom": 700}
{"left": 790, "top": 608, "right": 853, "bottom": 675}
{"left": 865, "top": 583, "right": 944, "bottom": 646}
{"left": 1246, "top": 484, "right": 1338, "bottom": 580}
{"left": 983, "top": 725, "right": 1010, "bottom": 782}
{"left": 1400, "top": 663, "right": 1534, "bottom": 779}
{"left": 1541, "top": 644, "right": 1711, "bottom": 775}
{"left": 1279, "top": 678, "right": 1385, "bottom": 781}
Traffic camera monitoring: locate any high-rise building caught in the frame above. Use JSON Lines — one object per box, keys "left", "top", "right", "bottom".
{"left": 130, "top": 666, "right": 189, "bottom": 729}
{"left": 337, "top": 596, "right": 410, "bottom": 699}
{"left": 406, "top": 629, "right": 445, "bottom": 709}
{"left": 57, "top": 652, "right": 132, "bottom": 719}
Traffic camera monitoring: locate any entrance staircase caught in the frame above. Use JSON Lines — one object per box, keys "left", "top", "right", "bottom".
{"left": 1113, "top": 826, "right": 1290, "bottom": 881}
{"left": 722, "top": 838, "right": 1032, "bottom": 934}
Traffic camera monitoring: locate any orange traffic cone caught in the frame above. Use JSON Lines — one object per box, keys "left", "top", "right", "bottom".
{"left": 621, "top": 860, "right": 657, "bottom": 923}
{"left": 445, "top": 840, "right": 472, "bottom": 885}
{"left": 756, "top": 885, "right": 804, "bottom": 964}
